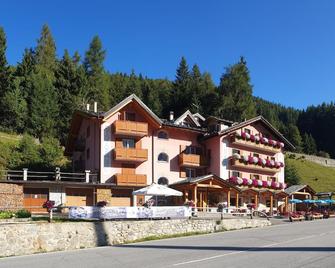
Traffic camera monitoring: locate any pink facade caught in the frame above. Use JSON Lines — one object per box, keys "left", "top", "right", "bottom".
{"left": 66, "top": 95, "right": 293, "bottom": 207}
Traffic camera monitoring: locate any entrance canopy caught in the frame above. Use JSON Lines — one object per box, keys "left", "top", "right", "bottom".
{"left": 132, "top": 183, "right": 183, "bottom": 197}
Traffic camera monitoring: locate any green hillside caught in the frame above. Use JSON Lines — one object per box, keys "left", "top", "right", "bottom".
{"left": 286, "top": 157, "right": 335, "bottom": 193}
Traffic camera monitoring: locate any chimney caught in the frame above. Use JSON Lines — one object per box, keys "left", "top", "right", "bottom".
{"left": 169, "top": 111, "right": 174, "bottom": 121}
{"left": 86, "top": 103, "right": 90, "bottom": 111}
{"left": 93, "top": 102, "right": 98, "bottom": 113}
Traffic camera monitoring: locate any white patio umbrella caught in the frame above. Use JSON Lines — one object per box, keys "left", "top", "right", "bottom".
{"left": 132, "top": 183, "right": 182, "bottom": 206}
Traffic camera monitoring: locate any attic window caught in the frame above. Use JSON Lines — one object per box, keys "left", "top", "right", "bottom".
{"left": 125, "top": 112, "right": 135, "bottom": 121}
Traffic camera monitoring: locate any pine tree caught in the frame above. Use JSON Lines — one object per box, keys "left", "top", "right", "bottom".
{"left": 124, "top": 70, "right": 142, "bottom": 98}
{"left": 55, "top": 50, "right": 87, "bottom": 144}
{"left": 172, "top": 57, "right": 191, "bottom": 115}
{"left": 303, "top": 133, "right": 317, "bottom": 155}
{"left": 285, "top": 124, "right": 303, "bottom": 152}
{"left": 0, "top": 26, "right": 12, "bottom": 122}
{"left": 83, "top": 36, "right": 110, "bottom": 109}
{"left": 217, "top": 57, "right": 256, "bottom": 121}
{"left": 1, "top": 80, "right": 28, "bottom": 132}
{"left": 28, "top": 25, "right": 59, "bottom": 138}
{"left": 28, "top": 66, "right": 59, "bottom": 138}
{"left": 35, "top": 24, "right": 57, "bottom": 72}
{"left": 285, "top": 163, "right": 301, "bottom": 186}
{"left": 142, "top": 80, "right": 161, "bottom": 115}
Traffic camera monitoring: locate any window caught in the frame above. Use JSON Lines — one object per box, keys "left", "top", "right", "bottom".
{"left": 253, "top": 153, "right": 259, "bottom": 158}
{"left": 250, "top": 174, "right": 260, "bottom": 180}
{"left": 157, "top": 131, "right": 168, "bottom": 139}
{"left": 231, "top": 171, "right": 240, "bottom": 177}
{"left": 267, "top": 176, "right": 277, "bottom": 182}
{"left": 158, "top": 153, "right": 169, "bottom": 162}
{"left": 86, "top": 126, "right": 90, "bottom": 138}
{"left": 185, "top": 168, "right": 196, "bottom": 178}
{"left": 122, "top": 139, "right": 135, "bottom": 148}
{"left": 158, "top": 177, "right": 169, "bottom": 185}
{"left": 86, "top": 148, "right": 90, "bottom": 160}
{"left": 125, "top": 112, "right": 136, "bottom": 121}
{"left": 232, "top": 149, "right": 240, "bottom": 155}
{"left": 271, "top": 157, "right": 276, "bottom": 161}
{"left": 244, "top": 128, "right": 251, "bottom": 134}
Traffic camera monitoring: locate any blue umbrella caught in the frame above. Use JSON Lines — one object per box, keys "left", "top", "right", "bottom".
{"left": 303, "top": 199, "right": 317, "bottom": 204}
{"left": 314, "top": 200, "right": 327, "bottom": 204}
{"left": 289, "top": 199, "right": 303, "bottom": 204}
{"left": 323, "top": 199, "right": 335, "bottom": 204}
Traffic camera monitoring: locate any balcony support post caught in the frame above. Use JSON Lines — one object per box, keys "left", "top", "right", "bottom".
{"left": 227, "top": 189, "right": 231, "bottom": 207}
{"left": 23, "top": 168, "right": 28, "bottom": 181}
{"left": 85, "top": 170, "right": 90, "bottom": 183}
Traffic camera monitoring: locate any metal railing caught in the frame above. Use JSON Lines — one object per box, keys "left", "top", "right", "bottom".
{"left": 0, "top": 168, "right": 99, "bottom": 183}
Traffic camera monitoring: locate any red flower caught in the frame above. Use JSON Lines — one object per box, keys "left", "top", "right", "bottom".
{"left": 242, "top": 178, "right": 249, "bottom": 186}
{"left": 250, "top": 134, "right": 255, "bottom": 142}
{"left": 248, "top": 155, "right": 254, "bottom": 164}
{"left": 241, "top": 132, "right": 246, "bottom": 139}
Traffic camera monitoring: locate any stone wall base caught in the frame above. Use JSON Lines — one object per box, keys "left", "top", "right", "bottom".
{"left": 0, "top": 218, "right": 271, "bottom": 257}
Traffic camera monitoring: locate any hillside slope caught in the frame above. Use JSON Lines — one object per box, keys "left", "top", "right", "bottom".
{"left": 286, "top": 157, "right": 335, "bottom": 193}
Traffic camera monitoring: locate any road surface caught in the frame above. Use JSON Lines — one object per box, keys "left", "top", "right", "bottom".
{"left": 1, "top": 219, "right": 334, "bottom": 268}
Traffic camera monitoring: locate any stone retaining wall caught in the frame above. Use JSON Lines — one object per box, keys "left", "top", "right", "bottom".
{"left": 0, "top": 218, "right": 270, "bottom": 257}
{"left": 287, "top": 152, "right": 335, "bottom": 168}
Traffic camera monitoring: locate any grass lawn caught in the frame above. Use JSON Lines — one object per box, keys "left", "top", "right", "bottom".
{"left": 286, "top": 157, "right": 335, "bottom": 193}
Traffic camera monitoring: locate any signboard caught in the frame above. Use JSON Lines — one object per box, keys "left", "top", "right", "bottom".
{"left": 68, "top": 206, "right": 191, "bottom": 220}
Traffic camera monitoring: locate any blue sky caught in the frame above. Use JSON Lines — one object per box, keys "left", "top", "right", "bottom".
{"left": 2, "top": 1, "right": 335, "bottom": 109}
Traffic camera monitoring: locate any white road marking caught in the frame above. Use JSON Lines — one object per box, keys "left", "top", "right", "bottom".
{"left": 172, "top": 233, "right": 328, "bottom": 266}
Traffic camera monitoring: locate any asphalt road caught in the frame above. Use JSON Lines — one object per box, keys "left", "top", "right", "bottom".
{"left": 1, "top": 219, "right": 335, "bottom": 268}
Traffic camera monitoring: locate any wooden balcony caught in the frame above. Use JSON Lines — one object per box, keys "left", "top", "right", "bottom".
{"left": 115, "top": 173, "right": 147, "bottom": 186}
{"left": 114, "top": 120, "right": 148, "bottom": 137}
{"left": 114, "top": 148, "right": 148, "bottom": 162}
{"left": 179, "top": 153, "right": 208, "bottom": 168}
{"left": 231, "top": 135, "right": 281, "bottom": 154}
{"left": 231, "top": 159, "right": 280, "bottom": 174}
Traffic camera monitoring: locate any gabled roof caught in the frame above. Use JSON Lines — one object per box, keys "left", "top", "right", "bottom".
{"left": 285, "top": 185, "right": 316, "bottom": 196}
{"left": 205, "top": 116, "right": 234, "bottom": 126}
{"left": 162, "top": 119, "right": 207, "bottom": 133}
{"left": 174, "top": 110, "right": 201, "bottom": 127}
{"left": 103, "top": 94, "right": 162, "bottom": 125}
{"left": 193, "top": 113, "right": 206, "bottom": 122}
{"left": 203, "top": 115, "right": 295, "bottom": 150}
{"left": 170, "top": 174, "right": 241, "bottom": 192}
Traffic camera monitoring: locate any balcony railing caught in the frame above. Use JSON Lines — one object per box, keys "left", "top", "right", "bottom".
{"left": 114, "top": 148, "right": 148, "bottom": 162}
{"left": 231, "top": 135, "right": 281, "bottom": 154}
{"left": 0, "top": 169, "right": 98, "bottom": 183}
{"left": 179, "top": 153, "right": 208, "bottom": 168}
{"left": 230, "top": 159, "right": 280, "bottom": 174}
{"left": 114, "top": 173, "right": 147, "bottom": 186}
{"left": 114, "top": 120, "right": 148, "bottom": 137}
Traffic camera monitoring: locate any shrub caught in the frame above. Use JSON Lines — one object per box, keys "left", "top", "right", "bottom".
{"left": 16, "top": 209, "right": 31, "bottom": 218}
{"left": 0, "top": 211, "right": 13, "bottom": 219}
